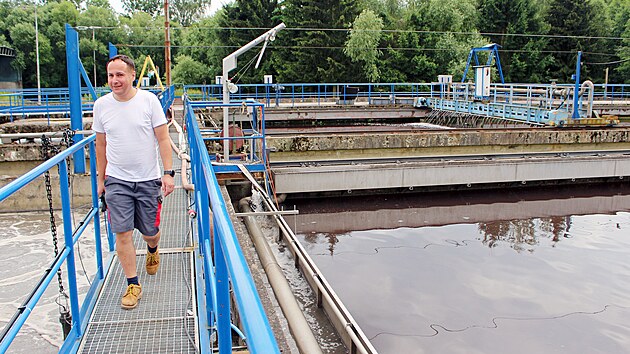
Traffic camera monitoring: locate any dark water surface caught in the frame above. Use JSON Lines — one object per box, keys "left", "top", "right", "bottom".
{"left": 287, "top": 184, "right": 630, "bottom": 354}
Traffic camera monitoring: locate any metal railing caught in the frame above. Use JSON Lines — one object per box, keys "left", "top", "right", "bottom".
{"left": 0, "top": 134, "right": 114, "bottom": 353}
{"left": 3, "top": 83, "right": 628, "bottom": 118}
{"left": 157, "top": 85, "right": 176, "bottom": 114}
{"left": 185, "top": 96, "right": 280, "bottom": 353}
{"left": 184, "top": 82, "right": 431, "bottom": 107}
{"left": 0, "top": 86, "right": 175, "bottom": 122}
{"left": 183, "top": 82, "right": 630, "bottom": 108}
{"left": 189, "top": 100, "right": 268, "bottom": 167}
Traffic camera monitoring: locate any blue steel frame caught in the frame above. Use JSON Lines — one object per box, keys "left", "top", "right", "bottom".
{"left": 65, "top": 24, "right": 88, "bottom": 174}
{"left": 188, "top": 100, "right": 268, "bottom": 174}
{"left": 157, "top": 85, "right": 176, "bottom": 115}
{"left": 184, "top": 82, "right": 430, "bottom": 107}
{"left": 0, "top": 134, "right": 116, "bottom": 353}
{"left": 108, "top": 42, "right": 118, "bottom": 58}
{"left": 185, "top": 97, "right": 280, "bottom": 354}
{"left": 461, "top": 43, "right": 505, "bottom": 84}
{"left": 3, "top": 83, "right": 629, "bottom": 121}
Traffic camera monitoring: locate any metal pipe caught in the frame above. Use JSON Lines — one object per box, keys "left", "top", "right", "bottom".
{"left": 239, "top": 198, "right": 323, "bottom": 354}
{"left": 580, "top": 80, "right": 595, "bottom": 118}
{"left": 0, "top": 130, "right": 93, "bottom": 140}
{"left": 236, "top": 164, "right": 377, "bottom": 354}
{"left": 169, "top": 117, "right": 195, "bottom": 191}
{"left": 180, "top": 158, "right": 195, "bottom": 191}
{"left": 492, "top": 86, "right": 568, "bottom": 96}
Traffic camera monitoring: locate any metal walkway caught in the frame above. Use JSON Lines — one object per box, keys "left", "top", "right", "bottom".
{"left": 77, "top": 153, "right": 199, "bottom": 353}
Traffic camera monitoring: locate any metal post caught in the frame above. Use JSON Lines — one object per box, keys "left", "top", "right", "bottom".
{"left": 89, "top": 142, "right": 105, "bottom": 280}
{"left": 215, "top": 236, "right": 231, "bottom": 353}
{"left": 164, "top": 0, "right": 171, "bottom": 86}
{"left": 572, "top": 51, "right": 582, "bottom": 119}
{"left": 108, "top": 42, "right": 117, "bottom": 58}
{"left": 604, "top": 67, "right": 609, "bottom": 99}
{"left": 59, "top": 160, "right": 82, "bottom": 337}
{"left": 92, "top": 28, "right": 97, "bottom": 86}
{"left": 35, "top": 6, "right": 41, "bottom": 105}
{"left": 65, "top": 24, "right": 86, "bottom": 173}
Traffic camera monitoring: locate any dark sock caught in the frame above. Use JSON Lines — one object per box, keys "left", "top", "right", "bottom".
{"left": 127, "top": 276, "right": 139, "bottom": 286}
{"left": 148, "top": 245, "right": 158, "bottom": 254}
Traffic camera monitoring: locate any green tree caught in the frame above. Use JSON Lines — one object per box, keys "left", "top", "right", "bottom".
{"left": 606, "top": 0, "right": 630, "bottom": 83}
{"left": 41, "top": 1, "right": 80, "bottom": 87}
{"left": 179, "top": 12, "right": 224, "bottom": 78}
{"left": 616, "top": 23, "right": 630, "bottom": 83}
{"left": 216, "top": 0, "right": 279, "bottom": 84}
{"left": 544, "top": 0, "right": 608, "bottom": 82}
{"left": 121, "top": 0, "right": 210, "bottom": 26}
{"left": 171, "top": 54, "right": 209, "bottom": 84}
{"left": 344, "top": 9, "right": 384, "bottom": 82}
{"left": 122, "top": 0, "right": 162, "bottom": 17}
{"left": 5, "top": 1, "right": 79, "bottom": 88}
{"left": 274, "top": 0, "right": 361, "bottom": 82}
{"left": 119, "top": 12, "right": 175, "bottom": 83}
{"left": 477, "top": 0, "right": 551, "bottom": 83}
{"left": 170, "top": 0, "right": 211, "bottom": 26}
{"left": 78, "top": 5, "right": 121, "bottom": 87}
{"left": 380, "top": 0, "right": 485, "bottom": 82}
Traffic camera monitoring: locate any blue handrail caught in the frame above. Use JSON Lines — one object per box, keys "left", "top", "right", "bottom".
{"left": 0, "top": 134, "right": 114, "bottom": 353}
{"left": 183, "top": 82, "right": 630, "bottom": 108}
{"left": 185, "top": 97, "right": 280, "bottom": 354}
{"left": 0, "top": 86, "right": 174, "bottom": 122}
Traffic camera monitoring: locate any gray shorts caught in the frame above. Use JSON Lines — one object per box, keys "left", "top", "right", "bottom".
{"left": 104, "top": 176, "right": 163, "bottom": 236}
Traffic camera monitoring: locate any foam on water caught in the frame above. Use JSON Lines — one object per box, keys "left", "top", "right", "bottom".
{"left": 0, "top": 211, "right": 103, "bottom": 353}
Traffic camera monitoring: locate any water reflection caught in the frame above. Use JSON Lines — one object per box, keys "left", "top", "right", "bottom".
{"left": 288, "top": 185, "right": 630, "bottom": 354}
{"left": 479, "top": 216, "right": 571, "bottom": 252}
{"left": 302, "top": 232, "right": 341, "bottom": 256}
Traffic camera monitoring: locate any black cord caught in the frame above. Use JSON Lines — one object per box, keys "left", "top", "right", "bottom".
{"left": 183, "top": 188, "right": 201, "bottom": 354}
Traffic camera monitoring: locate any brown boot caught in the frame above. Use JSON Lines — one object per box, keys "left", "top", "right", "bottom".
{"left": 146, "top": 250, "right": 160, "bottom": 275}
{"left": 121, "top": 284, "right": 142, "bottom": 310}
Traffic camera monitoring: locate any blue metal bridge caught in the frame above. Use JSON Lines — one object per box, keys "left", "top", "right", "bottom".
{"left": 0, "top": 24, "right": 282, "bottom": 354}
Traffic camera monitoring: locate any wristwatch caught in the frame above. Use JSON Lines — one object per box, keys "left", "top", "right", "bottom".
{"left": 163, "top": 169, "right": 175, "bottom": 177}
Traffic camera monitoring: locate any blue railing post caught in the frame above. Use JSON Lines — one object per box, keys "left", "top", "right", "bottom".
{"left": 89, "top": 142, "right": 105, "bottom": 280}
{"left": 199, "top": 184, "right": 214, "bottom": 317}
{"left": 65, "top": 24, "right": 86, "bottom": 173}
{"left": 572, "top": 51, "right": 582, "bottom": 119}
{"left": 58, "top": 159, "right": 83, "bottom": 337}
{"left": 108, "top": 42, "right": 117, "bottom": 58}
{"left": 215, "top": 230, "right": 232, "bottom": 353}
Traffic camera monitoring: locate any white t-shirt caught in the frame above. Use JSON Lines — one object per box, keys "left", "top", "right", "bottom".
{"left": 92, "top": 89, "right": 167, "bottom": 182}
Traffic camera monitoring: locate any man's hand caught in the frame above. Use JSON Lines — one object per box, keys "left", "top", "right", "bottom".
{"left": 97, "top": 180, "right": 105, "bottom": 198}
{"left": 162, "top": 175, "right": 175, "bottom": 197}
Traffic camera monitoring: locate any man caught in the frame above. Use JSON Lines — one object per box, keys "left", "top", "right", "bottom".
{"left": 93, "top": 54, "right": 175, "bottom": 310}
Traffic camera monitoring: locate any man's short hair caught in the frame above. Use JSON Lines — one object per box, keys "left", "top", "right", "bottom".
{"left": 107, "top": 54, "right": 135, "bottom": 71}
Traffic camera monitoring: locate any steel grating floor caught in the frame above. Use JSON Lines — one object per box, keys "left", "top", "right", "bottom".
{"left": 79, "top": 146, "right": 199, "bottom": 353}
{"left": 80, "top": 317, "right": 197, "bottom": 354}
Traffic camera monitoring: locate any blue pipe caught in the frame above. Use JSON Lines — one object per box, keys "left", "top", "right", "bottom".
{"left": 572, "top": 51, "right": 582, "bottom": 119}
